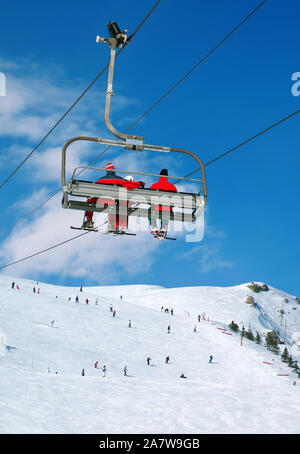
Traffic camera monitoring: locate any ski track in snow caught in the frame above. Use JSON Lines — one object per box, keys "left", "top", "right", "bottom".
{"left": 0, "top": 275, "right": 299, "bottom": 434}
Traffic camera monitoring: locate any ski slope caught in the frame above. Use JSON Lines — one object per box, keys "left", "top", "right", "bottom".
{"left": 0, "top": 274, "right": 299, "bottom": 434}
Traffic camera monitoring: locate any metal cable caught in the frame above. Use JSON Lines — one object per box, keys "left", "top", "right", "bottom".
{"left": 0, "top": 190, "right": 60, "bottom": 239}
{"left": 0, "top": 0, "right": 162, "bottom": 192}
{"left": 0, "top": 0, "right": 278, "bottom": 271}
{"left": 124, "top": 0, "right": 268, "bottom": 132}
{"left": 81, "top": 0, "right": 268, "bottom": 169}
{"left": 177, "top": 109, "right": 300, "bottom": 183}
{"left": 4, "top": 105, "right": 298, "bottom": 271}
{"left": 0, "top": 221, "right": 107, "bottom": 271}
{"left": 0, "top": 0, "right": 268, "bottom": 239}
{"left": 2, "top": 106, "right": 297, "bottom": 271}
{"left": 0, "top": 0, "right": 162, "bottom": 238}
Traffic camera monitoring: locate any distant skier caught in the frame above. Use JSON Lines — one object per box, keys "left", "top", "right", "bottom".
{"left": 16, "top": 284, "right": 20, "bottom": 290}
{"left": 37, "top": 288, "right": 40, "bottom": 294}
{"left": 102, "top": 365, "right": 107, "bottom": 377}
{"left": 11, "top": 282, "right": 15, "bottom": 289}
{"left": 167, "top": 325, "right": 170, "bottom": 334}
{"left": 33, "top": 287, "right": 36, "bottom": 294}
{"left": 82, "top": 369, "right": 85, "bottom": 376}
{"left": 165, "top": 356, "right": 170, "bottom": 364}
{"left": 46, "top": 367, "right": 50, "bottom": 374}
{"left": 161, "top": 306, "right": 164, "bottom": 312}
{"left": 198, "top": 315, "right": 201, "bottom": 322}
{"left": 124, "top": 365, "right": 128, "bottom": 376}
{"left": 180, "top": 373, "right": 187, "bottom": 379}
{"left": 85, "top": 298, "right": 89, "bottom": 305}
{"left": 80, "top": 286, "right": 83, "bottom": 292}
{"left": 113, "top": 310, "right": 116, "bottom": 317}
{"left": 95, "top": 298, "right": 98, "bottom": 305}
{"left": 95, "top": 361, "right": 99, "bottom": 369}
{"left": 170, "top": 308, "right": 174, "bottom": 316}
{"left": 209, "top": 355, "right": 213, "bottom": 363}
{"left": 50, "top": 320, "right": 55, "bottom": 327}
{"left": 109, "top": 304, "right": 113, "bottom": 312}
{"left": 128, "top": 320, "right": 132, "bottom": 328}
{"left": 68, "top": 297, "right": 71, "bottom": 302}
{"left": 147, "top": 357, "right": 151, "bottom": 366}
{"left": 193, "top": 325, "right": 197, "bottom": 333}
{"left": 120, "top": 295, "right": 123, "bottom": 301}
{"left": 75, "top": 296, "right": 79, "bottom": 303}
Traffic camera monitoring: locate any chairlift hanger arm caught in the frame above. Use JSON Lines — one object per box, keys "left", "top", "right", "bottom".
{"left": 61, "top": 20, "right": 207, "bottom": 213}
{"left": 97, "top": 24, "right": 143, "bottom": 142}
{"left": 97, "top": 22, "right": 206, "bottom": 200}
{"left": 169, "top": 147, "right": 207, "bottom": 201}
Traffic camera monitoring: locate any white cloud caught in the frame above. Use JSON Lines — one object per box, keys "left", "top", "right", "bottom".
{"left": 1, "top": 57, "right": 207, "bottom": 283}
{"left": 0, "top": 192, "right": 159, "bottom": 283}
{"left": 198, "top": 244, "right": 233, "bottom": 273}
{"left": 0, "top": 73, "right": 73, "bottom": 140}
{"left": 179, "top": 243, "right": 233, "bottom": 273}
{"left": 173, "top": 202, "right": 232, "bottom": 272}
{"left": 0, "top": 58, "right": 136, "bottom": 146}
{"left": 0, "top": 57, "right": 149, "bottom": 189}
{"left": 10, "top": 188, "right": 51, "bottom": 213}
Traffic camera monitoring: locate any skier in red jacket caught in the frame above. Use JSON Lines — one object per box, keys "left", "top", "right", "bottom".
{"left": 149, "top": 169, "right": 177, "bottom": 239}
{"left": 84, "top": 163, "right": 144, "bottom": 233}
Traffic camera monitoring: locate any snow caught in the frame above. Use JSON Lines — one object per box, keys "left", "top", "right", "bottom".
{"left": 0, "top": 274, "right": 299, "bottom": 434}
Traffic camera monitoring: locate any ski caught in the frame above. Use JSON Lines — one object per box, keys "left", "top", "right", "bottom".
{"left": 154, "top": 235, "right": 176, "bottom": 241}
{"left": 70, "top": 226, "right": 98, "bottom": 232}
{"left": 112, "top": 232, "right": 136, "bottom": 236}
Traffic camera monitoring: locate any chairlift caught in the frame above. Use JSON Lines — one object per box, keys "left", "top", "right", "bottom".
{"left": 61, "top": 22, "right": 207, "bottom": 239}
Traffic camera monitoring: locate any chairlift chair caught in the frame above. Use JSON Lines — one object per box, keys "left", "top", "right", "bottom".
{"left": 61, "top": 22, "right": 207, "bottom": 237}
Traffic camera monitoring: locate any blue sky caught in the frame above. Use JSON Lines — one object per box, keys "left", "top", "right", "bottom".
{"left": 0, "top": 0, "right": 299, "bottom": 296}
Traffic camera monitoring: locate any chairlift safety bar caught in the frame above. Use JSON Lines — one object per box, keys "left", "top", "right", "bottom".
{"left": 62, "top": 136, "right": 207, "bottom": 200}
{"left": 70, "top": 166, "right": 203, "bottom": 184}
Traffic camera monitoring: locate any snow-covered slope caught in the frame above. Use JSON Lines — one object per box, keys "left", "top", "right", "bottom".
{"left": 0, "top": 274, "right": 299, "bottom": 434}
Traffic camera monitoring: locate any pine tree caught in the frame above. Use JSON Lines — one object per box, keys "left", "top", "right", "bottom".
{"left": 255, "top": 332, "right": 261, "bottom": 344}
{"left": 281, "top": 347, "right": 289, "bottom": 363}
{"left": 229, "top": 321, "right": 239, "bottom": 332}
{"left": 287, "top": 354, "right": 294, "bottom": 368}
{"left": 245, "top": 327, "right": 254, "bottom": 341}
{"left": 241, "top": 325, "right": 246, "bottom": 337}
{"left": 265, "top": 330, "right": 280, "bottom": 354}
